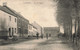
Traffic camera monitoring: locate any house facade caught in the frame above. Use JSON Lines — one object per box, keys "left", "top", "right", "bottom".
{"left": 32, "top": 22, "right": 42, "bottom": 36}
{"left": 17, "top": 15, "right": 29, "bottom": 38}
{"left": 0, "top": 4, "right": 29, "bottom": 39}
{"left": 28, "top": 24, "right": 37, "bottom": 37}
{"left": 0, "top": 5, "right": 17, "bottom": 39}
{"left": 44, "top": 27, "right": 60, "bottom": 37}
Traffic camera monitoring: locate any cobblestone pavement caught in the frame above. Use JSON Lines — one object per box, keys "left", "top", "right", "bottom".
{"left": 0, "top": 37, "right": 73, "bottom": 50}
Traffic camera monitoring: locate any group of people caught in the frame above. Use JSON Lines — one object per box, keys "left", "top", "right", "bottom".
{"left": 36, "top": 32, "right": 51, "bottom": 39}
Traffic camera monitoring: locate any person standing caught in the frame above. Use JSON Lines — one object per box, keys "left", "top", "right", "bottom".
{"left": 41, "top": 34, "right": 43, "bottom": 39}
{"left": 46, "top": 33, "right": 48, "bottom": 39}
{"left": 36, "top": 32, "right": 39, "bottom": 39}
{"left": 49, "top": 34, "right": 51, "bottom": 37}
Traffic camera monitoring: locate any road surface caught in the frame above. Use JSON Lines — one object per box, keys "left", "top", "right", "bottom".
{"left": 0, "top": 37, "right": 73, "bottom": 50}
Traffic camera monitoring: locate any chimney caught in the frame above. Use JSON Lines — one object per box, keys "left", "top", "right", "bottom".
{"left": 3, "top": 2, "right": 7, "bottom": 6}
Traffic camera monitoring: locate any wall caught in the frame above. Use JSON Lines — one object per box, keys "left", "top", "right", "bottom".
{"left": 0, "top": 10, "right": 17, "bottom": 37}
{"left": 28, "top": 24, "right": 37, "bottom": 37}
{"left": 17, "top": 15, "right": 29, "bottom": 38}
{"left": 44, "top": 27, "right": 60, "bottom": 37}
{"left": 32, "top": 22, "right": 42, "bottom": 36}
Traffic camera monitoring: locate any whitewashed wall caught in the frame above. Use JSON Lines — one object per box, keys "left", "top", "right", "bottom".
{"left": 32, "top": 22, "right": 42, "bottom": 36}
{"left": 28, "top": 24, "right": 37, "bottom": 36}
{"left": 0, "top": 10, "right": 17, "bottom": 36}
{"left": 28, "top": 24, "right": 33, "bottom": 36}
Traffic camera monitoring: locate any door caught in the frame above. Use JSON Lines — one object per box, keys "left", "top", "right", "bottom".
{"left": 12, "top": 28, "right": 14, "bottom": 36}
{"left": 9, "top": 28, "right": 11, "bottom": 37}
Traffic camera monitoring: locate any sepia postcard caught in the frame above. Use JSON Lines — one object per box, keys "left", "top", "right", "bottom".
{"left": 0, "top": 0, "right": 79, "bottom": 50}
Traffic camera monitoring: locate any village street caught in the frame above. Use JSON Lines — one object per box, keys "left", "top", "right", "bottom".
{"left": 0, "top": 36, "right": 73, "bottom": 50}
{"left": 0, "top": 0, "right": 80, "bottom": 50}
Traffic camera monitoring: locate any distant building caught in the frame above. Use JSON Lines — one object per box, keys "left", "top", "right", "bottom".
{"left": 32, "top": 22, "right": 42, "bottom": 36}
{"left": 28, "top": 24, "right": 37, "bottom": 37}
{"left": 28, "top": 24, "right": 33, "bottom": 37}
{"left": 44, "top": 27, "right": 60, "bottom": 37}
{"left": 41, "top": 27, "right": 44, "bottom": 35}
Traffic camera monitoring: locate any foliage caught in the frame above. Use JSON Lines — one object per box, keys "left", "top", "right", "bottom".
{"left": 56, "top": 0, "right": 73, "bottom": 26}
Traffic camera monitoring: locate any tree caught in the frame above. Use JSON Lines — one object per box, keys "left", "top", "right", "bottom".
{"left": 56, "top": 0, "right": 73, "bottom": 40}
{"left": 72, "top": 0, "right": 80, "bottom": 45}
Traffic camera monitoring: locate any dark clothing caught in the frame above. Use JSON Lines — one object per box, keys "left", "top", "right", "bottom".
{"left": 41, "top": 34, "right": 43, "bottom": 39}
{"left": 36, "top": 33, "right": 39, "bottom": 39}
{"left": 46, "top": 33, "right": 48, "bottom": 39}
{"left": 49, "top": 34, "right": 51, "bottom": 37}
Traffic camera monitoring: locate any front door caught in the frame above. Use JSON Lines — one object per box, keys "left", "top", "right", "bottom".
{"left": 9, "top": 28, "right": 11, "bottom": 37}
{"left": 12, "top": 28, "right": 14, "bottom": 36}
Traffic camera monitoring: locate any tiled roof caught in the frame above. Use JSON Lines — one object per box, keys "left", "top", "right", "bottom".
{"left": 29, "top": 23, "right": 37, "bottom": 29}
{"left": 9, "top": 7, "right": 29, "bottom": 22}
{"left": 44, "top": 27, "right": 60, "bottom": 31}
{"left": 0, "top": 5, "right": 17, "bottom": 17}
{"left": 0, "top": 5, "right": 29, "bottom": 22}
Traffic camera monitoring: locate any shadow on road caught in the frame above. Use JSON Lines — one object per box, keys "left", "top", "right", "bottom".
{"left": 38, "top": 36, "right": 68, "bottom": 46}
{"left": 0, "top": 37, "right": 36, "bottom": 46}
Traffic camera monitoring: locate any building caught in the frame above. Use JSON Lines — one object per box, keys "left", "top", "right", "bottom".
{"left": 15, "top": 13, "right": 29, "bottom": 38}
{"left": 0, "top": 4, "right": 29, "bottom": 39}
{"left": 41, "top": 27, "right": 44, "bottom": 35}
{"left": 4, "top": 5, "right": 29, "bottom": 38}
{"left": 32, "top": 22, "right": 42, "bottom": 36}
{"left": 0, "top": 4, "right": 17, "bottom": 39}
{"left": 28, "top": 24, "right": 33, "bottom": 37}
{"left": 28, "top": 24, "right": 37, "bottom": 37}
{"left": 44, "top": 27, "right": 60, "bottom": 37}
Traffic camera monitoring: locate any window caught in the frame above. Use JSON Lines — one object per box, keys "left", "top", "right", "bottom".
{"left": 9, "top": 16, "right": 11, "bottom": 21}
{"left": 15, "top": 18, "right": 17, "bottom": 22}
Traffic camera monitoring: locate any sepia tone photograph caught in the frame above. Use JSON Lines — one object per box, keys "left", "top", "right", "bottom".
{"left": 0, "top": 0, "right": 79, "bottom": 50}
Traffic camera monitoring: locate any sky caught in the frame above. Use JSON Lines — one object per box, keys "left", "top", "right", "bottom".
{"left": 0, "top": 0, "right": 58, "bottom": 27}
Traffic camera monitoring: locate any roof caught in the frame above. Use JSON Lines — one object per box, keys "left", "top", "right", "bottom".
{"left": 29, "top": 23, "right": 37, "bottom": 29}
{"left": 0, "top": 5, "right": 17, "bottom": 17}
{"left": 0, "top": 5, "right": 29, "bottom": 22}
{"left": 33, "top": 25, "right": 37, "bottom": 29}
{"left": 44, "top": 27, "right": 60, "bottom": 31}
{"left": 8, "top": 7, "right": 29, "bottom": 22}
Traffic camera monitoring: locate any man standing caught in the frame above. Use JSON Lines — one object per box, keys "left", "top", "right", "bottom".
{"left": 46, "top": 33, "right": 48, "bottom": 39}
{"left": 49, "top": 34, "right": 51, "bottom": 37}
{"left": 41, "top": 34, "right": 43, "bottom": 39}
{"left": 36, "top": 32, "right": 39, "bottom": 39}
